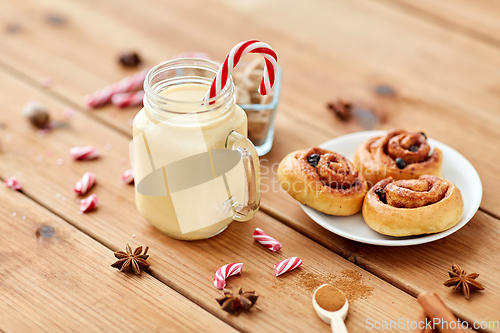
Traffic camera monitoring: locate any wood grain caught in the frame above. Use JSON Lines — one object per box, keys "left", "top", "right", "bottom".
{"left": 1, "top": 0, "right": 499, "bottom": 218}
{"left": 389, "top": 0, "right": 500, "bottom": 46}
{"left": 0, "top": 0, "right": 499, "bottom": 331}
{"left": 0, "top": 70, "right": 427, "bottom": 332}
{"left": 0, "top": 188, "right": 238, "bottom": 333}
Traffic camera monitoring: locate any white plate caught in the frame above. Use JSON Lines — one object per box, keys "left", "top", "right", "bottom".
{"left": 300, "top": 130, "right": 482, "bottom": 246}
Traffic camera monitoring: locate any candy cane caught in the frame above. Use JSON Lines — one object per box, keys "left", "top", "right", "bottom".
{"left": 84, "top": 69, "right": 149, "bottom": 108}
{"left": 213, "top": 263, "right": 243, "bottom": 290}
{"left": 274, "top": 257, "right": 302, "bottom": 276}
{"left": 111, "top": 91, "right": 145, "bottom": 108}
{"left": 205, "top": 40, "right": 277, "bottom": 101}
{"left": 253, "top": 228, "right": 282, "bottom": 252}
{"left": 121, "top": 169, "right": 134, "bottom": 185}
{"left": 74, "top": 172, "right": 96, "bottom": 195}
{"left": 70, "top": 146, "right": 100, "bottom": 161}
{"left": 4, "top": 177, "right": 22, "bottom": 191}
{"left": 80, "top": 194, "right": 98, "bottom": 213}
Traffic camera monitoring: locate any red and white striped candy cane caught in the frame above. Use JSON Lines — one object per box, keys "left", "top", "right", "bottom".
{"left": 111, "top": 91, "right": 145, "bottom": 108}
{"left": 80, "top": 194, "right": 98, "bottom": 213}
{"left": 84, "top": 69, "right": 149, "bottom": 108}
{"left": 274, "top": 257, "right": 302, "bottom": 276}
{"left": 74, "top": 172, "right": 96, "bottom": 195}
{"left": 253, "top": 228, "right": 281, "bottom": 252}
{"left": 205, "top": 40, "right": 277, "bottom": 101}
{"left": 121, "top": 169, "right": 134, "bottom": 185}
{"left": 4, "top": 176, "right": 22, "bottom": 191}
{"left": 213, "top": 263, "right": 243, "bottom": 290}
{"left": 70, "top": 146, "right": 100, "bottom": 161}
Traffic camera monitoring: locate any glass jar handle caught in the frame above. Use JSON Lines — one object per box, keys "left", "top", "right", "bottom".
{"left": 225, "top": 131, "right": 261, "bottom": 221}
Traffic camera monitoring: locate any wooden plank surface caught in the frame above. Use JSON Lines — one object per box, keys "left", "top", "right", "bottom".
{"left": 390, "top": 0, "right": 500, "bottom": 46}
{"left": 0, "top": 70, "right": 427, "bottom": 332}
{"left": 0, "top": 187, "right": 238, "bottom": 333}
{"left": 1, "top": 0, "right": 500, "bottom": 218}
{"left": 1, "top": 0, "right": 499, "bottom": 331}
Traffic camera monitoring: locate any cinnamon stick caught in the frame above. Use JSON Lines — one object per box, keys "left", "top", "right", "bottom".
{"left": 414, "top": 311, "right": 435, "bottom": 333}
{"left": 417, "top": 292, "right": 466, "bottom": 333}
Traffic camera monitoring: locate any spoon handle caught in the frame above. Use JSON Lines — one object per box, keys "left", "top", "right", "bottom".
{"left": 330, "top": 315, "right": 348, "bottom": 333}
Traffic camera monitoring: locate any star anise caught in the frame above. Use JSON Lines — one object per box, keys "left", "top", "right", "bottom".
{"left": 327, "top": 99, "right": 352, "bottom": 121}
{"left": 111, "top": 244, "right": 150, "bottom": 275}
{"left": 216, "top": 288, "right": 259, "bottom": 315}
{"left": 444, "top": 263, "right": 484, "bottom": 300}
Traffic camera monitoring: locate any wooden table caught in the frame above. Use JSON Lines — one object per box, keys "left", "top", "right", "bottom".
{"left": 0, "top": 0, "right": 499, "bottom": 332}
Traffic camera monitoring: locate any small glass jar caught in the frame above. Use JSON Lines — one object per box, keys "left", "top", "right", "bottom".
{"left": 238, "top": 66, "right": 282, "bottom": 156}
{"left": 132, "top": 59, "right": 260, "bottom": 240}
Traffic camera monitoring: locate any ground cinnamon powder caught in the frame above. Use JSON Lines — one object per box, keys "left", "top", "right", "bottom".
{"left": 315, "top": 285, "right": 346, "bottom": 311}
{"left": 298, "top": 269, "right": 374, "bottom": 302}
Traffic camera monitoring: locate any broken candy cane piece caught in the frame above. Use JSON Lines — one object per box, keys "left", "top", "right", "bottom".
{"left": 74, "top": 171, "right": 96, "bottom": 195}
{"left": 70, "top": 146, "right": 100, "bottom": 161}
{"left": 121, "top": 169, "right": 134, "bottom": 185}
{"left": 80, "top": 194, "right": 98, "bottom": 213}
{"left": 274, "top": 257, "right": 302, "bottom": 276}
{"left": 213, "top": 263, "right": 243, "bottom": 290}
{"left": 4, "top": 177, "right": 22, "bottom": 190}
{"left": 253, "top": 228, "right": 281, "bottom": 252}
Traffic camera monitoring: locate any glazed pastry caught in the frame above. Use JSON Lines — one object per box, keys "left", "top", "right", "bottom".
{"left": 362, "top": 175, "right": 463, "bottom": 237}
{"left": 353, "top": 129, "right": 442, "bottom": 187}
{"left": 278, "top": 147, "right": 368, "bottom": 216}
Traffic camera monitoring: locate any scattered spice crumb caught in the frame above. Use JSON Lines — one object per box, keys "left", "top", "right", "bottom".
{"left": 352, "top": 107, "right": 378, "bottom": 130}
{"left": 118, "top": 51, "right": 142, "bottom": 68}
{"left": 46, "top": 13, "right": 67, "bottom": 26}
{"left": 327, "top": 99, "right": 352, "bottom": 121}
{"left": 375, "top": 85, "right": 396, "bottom": 97}
{"left": 5, "top": 23, "right": 21, "bottom": 34}
{"left": 36, "top": 225, "right": 55, "bottom": 238}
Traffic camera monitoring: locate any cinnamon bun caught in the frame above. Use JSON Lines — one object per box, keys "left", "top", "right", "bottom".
{"left": 278, "top": 147, "right": 368, "bottom": 216}
{"left": 362, "top": 175, "right": 463, "bottom": 237}
{"left": 353, "top": 129, "right": 442, "bottom": 186}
